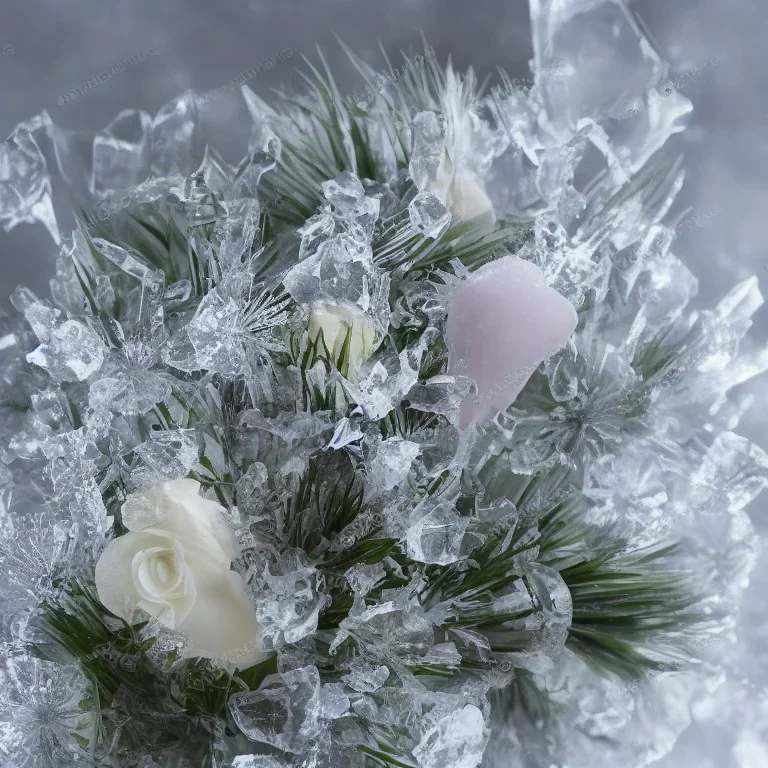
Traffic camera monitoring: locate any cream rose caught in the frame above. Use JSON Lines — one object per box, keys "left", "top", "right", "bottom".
{"left": 307, "top": 304, "right": 376, "bottom": 377}
{"left": 95, "top": 478, "right": 264, "bottom": 668}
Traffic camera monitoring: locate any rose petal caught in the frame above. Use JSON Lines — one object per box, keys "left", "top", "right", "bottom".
{"left": 177, "top": 557, "right": 264, "bottom": 668}
{"left": 447, "top": 255, "right": 577, "bottom": 425}
{"left": 123, "top": 479, "right": 236, "bottom": 567}
{"left": 95, "top": 530, "right": 196, "bottom": 626}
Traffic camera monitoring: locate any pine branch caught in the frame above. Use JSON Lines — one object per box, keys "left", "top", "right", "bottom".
{"left": 259, "top": 45, "right": 445, "bottom": 230}
{"left": 538, "top": 501, "right": 701, "bottom": 680}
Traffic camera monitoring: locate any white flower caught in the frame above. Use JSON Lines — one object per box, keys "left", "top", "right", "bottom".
{"left": 307, "top": 304, "right": 376, "bottom": 377}
{"left": 95, "top": 478, "right": 264, "bottom": 668}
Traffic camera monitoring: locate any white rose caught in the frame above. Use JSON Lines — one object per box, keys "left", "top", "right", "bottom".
{"left": 307, "top": 304, "right": 376, "bottom": 378}
{"left": 95, "top": 479, "right": 264, "bottom": 668}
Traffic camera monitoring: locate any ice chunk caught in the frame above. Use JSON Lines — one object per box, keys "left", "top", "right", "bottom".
{"left": 406, "top": 498, "right": 469, "bottom": 565}
{"left": 232, "top": 757, "right": 286, "bottom": 768}
{"left": 323, "top": 171, "right": 379, "bottom": 238}
{"left": 330, "top": 594, "right": 434, "bottom": 660}
{"left": 409, "top": 111, "right": 447, "bottom": 193}
{"left": 340, "top": 348, "right": 420, "bottom": 420}
{"left": 407, "top": 374, "right": 475, "bottom": 422}
{"left": 236, "top": 461, "right": 270, "bottom": 511}
{"left": 367, "top": 437, "right": 421, "bottom": 496}
{"left": 129, "top": 429, "right": 199, "bottom": 491}
{"left": 0, "top": 113, "right": 60, "bottom": 242}
{"left": 686, "top": 433, "right": 768, "bottom": 517}
{"left": 327, "top": 417, "right": 365, "bottom": 450}
{"left": 150, "top": 91, "right": 203, "bottom": 177}
{"left": 11, "top": 288, "right": 105, "bottom": 383}
{"left": 285, "top": 192, "right": 387, "bottom": 323}
{"left": 413, "top": 704, "right": 488, "bottom": 768}
{"left": 530, "top": 0, "right": 665, "bottom": 137}
{"left": 251, "top": 550, "right": 328, "bottom": 650}
{"left": 409, "top": 191, "right": 452, "bottom": 239}
{"left": 228, "top": 666, "right": 322, "bottom": 754}
{"left": 345, "top": 563, "right": 386, "bottom": 598}
{"left": 92, "top": 109, "right": 152, "bottom": 193}
{"left": 319, "top": 682, "right": 350, "bottom": 720}
{"left": 342, "top": 660, "right": 390, "bottom": 693}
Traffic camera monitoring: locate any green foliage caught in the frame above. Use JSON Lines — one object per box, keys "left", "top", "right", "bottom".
{"left": 538, "top": 497, "right": 700, "bottom": 680}
{"left": 33, "top": 579, "right": 277, "bottom": 764}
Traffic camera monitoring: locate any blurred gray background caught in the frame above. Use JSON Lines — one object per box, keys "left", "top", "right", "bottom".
{"left": 1, "top": 1, "right": 767, "bottom": 765}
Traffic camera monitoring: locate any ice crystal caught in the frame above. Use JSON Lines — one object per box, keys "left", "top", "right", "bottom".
{"left": 0, "top": 657, "right": 91, "bottom": 767}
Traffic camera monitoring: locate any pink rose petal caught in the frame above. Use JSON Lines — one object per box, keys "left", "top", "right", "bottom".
{"left": 447, "top": 256, "right": 577, "bottom": 425}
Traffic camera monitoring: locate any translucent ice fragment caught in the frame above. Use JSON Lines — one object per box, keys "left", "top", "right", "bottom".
{"left": 409, "top": 111, "right": 447, "bottom": 193}
{"left": 688, "top": 433, "right": 768, "bottom": 516}
{"left": 322, "top": 171, "right": 379, "bottom": 237}
{"left": 446, "top": 255, "right": 577, "bottom": 425}
{"left": 327, "top": 417, "right": 365, "bottom": 450}
{"left": 406, "top": 497, "right": 469, "bottom": 565}
{"left": 368, "top": 437, "right": 421, "bottom": 495}
{"left": 409, "top": 191, "right": 452, "bottom": 239}
{"left": 228, "top": 666, "right": 322, "bottom": 754}
{"left": 11, "top": 287, "right": 105, "bottom": 382}
{"left": 413, "top": 704, "right": 488, "bottom": 768}
{"left": 150, "top": 91, "right": 202, "bottom": 177}
{"left": 342, "top": 660, "right": 390, "bottom": 693}
{"left": 130, "top": 429, "right": 199, "bottom": 490}
{"left": 92, "top": 109, "right": 152, "bottom": 193}
{"left": 0, "top": 113, "right": 60, "bottom": 242}
{"left": 330, "top": 594, "right": 433, "bottom": 660}
{"left": 252, "top": 551, "right": 327, "bottom": 650}
{"left": 28, "top": 319, "right": 105, "bottom": 381}
{"left": 319, "top": 682, "right": 350, "bottom": 720}
{"left": 407, "top": 374, "right": 475, "bottom": 421}
{"left": 530, "top": 0, "right": 666, "bottom": 137}
{"left": 345, "top": 563, "right": 386, "bottom": 597}
{"left": 232, "top": 757, "right": 286, "bottom": 768}
{"left": 341, "top": 349, "right": 419, "bottom": 420}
